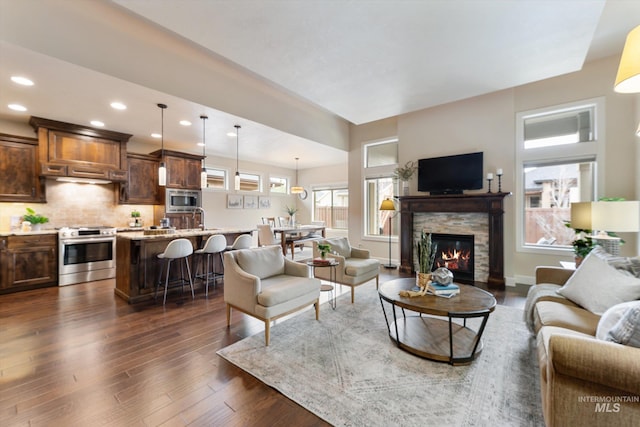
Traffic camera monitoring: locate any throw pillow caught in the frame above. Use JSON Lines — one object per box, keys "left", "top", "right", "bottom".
{"left": 326, "top": 237, "right": 351, "bottom": 258}
{"left": 557, "top": 250, "right": 640, "bottom": 314}
{"left": 590, "top": 245, "right": 640, "bottom": 278}
{"left": 596, "top": 301, "right": 640, "bottom": 340}
{"left": 606, "top": 302, "right": 640, "bottom": 348}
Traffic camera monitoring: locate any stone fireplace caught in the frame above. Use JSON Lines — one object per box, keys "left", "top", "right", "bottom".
{"left": 399, "top": 193, "right": 509, "bottom": 289}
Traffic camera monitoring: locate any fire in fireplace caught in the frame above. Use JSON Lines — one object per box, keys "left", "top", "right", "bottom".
{"left": 431, "top": 233, "right": 474, "bottom": 284}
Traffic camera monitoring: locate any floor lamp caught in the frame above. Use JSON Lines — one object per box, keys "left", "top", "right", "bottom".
{"left": 380, "top": 198, "right": 397, "bottom": 269}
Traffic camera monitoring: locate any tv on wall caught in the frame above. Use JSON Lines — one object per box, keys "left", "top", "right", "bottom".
{"left": 418, "top": 152, "right": 483, "bottom": 195}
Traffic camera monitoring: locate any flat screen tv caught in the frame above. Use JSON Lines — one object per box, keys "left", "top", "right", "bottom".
{"left": 418, "top": 152, "right": 483, "bottom": 195}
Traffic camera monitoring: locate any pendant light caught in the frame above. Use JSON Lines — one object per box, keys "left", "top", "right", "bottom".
{"left": 234, "top": 125, "right": 241, "bottom": 191}
{"left": 291, "top": 157, "right": 304, "bottom": 194}
{"left": 200, "top": 115, "right": 208, "bottom": 189}
{"left": 157, "top": 103, "right": 167, "bottom": 186}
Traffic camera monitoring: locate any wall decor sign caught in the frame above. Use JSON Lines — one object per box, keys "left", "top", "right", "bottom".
{"left": 244, "top": 195, "right": 258, "bottom": 209}
{"left": 259, "top": 196, "right": 271, "bottom": 209}
{"left": 227, "top": 194, "right": 243, "bottom": 209}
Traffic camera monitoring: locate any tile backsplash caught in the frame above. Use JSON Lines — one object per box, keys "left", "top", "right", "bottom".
{"left": 0, "top": 181, "right": 154, "bottom": 231}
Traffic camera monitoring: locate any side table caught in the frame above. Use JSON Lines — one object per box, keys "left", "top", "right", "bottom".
{"left": 306, "top": 259, "right": 339, "bottom": 309}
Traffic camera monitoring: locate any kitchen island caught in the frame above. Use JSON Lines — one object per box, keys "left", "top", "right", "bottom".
{"left": 115, "top": 228, "right": 254, "bottom": 303}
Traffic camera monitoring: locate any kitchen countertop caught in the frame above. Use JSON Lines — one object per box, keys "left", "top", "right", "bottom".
{"left": 0, "top": 229, "right": 59, "bottom": 237}
{"left": 116, "top": 227, "right": 255, "bottom": 241}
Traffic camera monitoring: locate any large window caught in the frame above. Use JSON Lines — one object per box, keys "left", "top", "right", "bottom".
{"left": 516, "top": 98, "right": 603, "bottom": 253}
{"left": 313, "top": 188, "right": 348, "bottom": 229}
{"left": 363, "top": 139, "right": 399, "bottom": 238}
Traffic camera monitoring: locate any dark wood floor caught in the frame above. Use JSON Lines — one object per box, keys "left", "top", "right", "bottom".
{"left": 0, "top": 269, "right": 528, "bottom": 426}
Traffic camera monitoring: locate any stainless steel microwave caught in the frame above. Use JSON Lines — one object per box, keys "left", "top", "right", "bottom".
{"left": 165, "top": 189, "right": 201, "bottom": 213}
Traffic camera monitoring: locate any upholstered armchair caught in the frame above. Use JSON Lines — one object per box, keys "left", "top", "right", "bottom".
{"left": 313, "top": 237, "right": 380, "bottom": 303}
{"left": 223, "top": 245, "right": 321, "bottom": 345}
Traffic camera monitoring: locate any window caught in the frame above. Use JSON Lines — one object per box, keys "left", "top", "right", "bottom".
{"left": 205, "top": 168, "right": 226, "bottom": 189}
{"left": 516, "top": 98, "right": 603, "bottom": 253}
{"left": 363, "top": 139, "right": 399, "bottom": 238}
{"left": 237, "top": 172, "right": 261, "bottom": 192}
{"left": 313, "top": 188, "right": 348, "bottom": 229}
{"left": 269, "top": 176, "right": 288, "bottom": 194}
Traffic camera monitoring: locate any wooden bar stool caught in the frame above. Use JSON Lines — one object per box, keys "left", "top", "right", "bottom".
{"left": 194, "top": 234, "right": 226, "bottom": 296}
{"left": 155, "top": 238, "right": 194, "bottom": 305}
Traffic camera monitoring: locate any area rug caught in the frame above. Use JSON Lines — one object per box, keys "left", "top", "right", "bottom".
{"left": 217, "top": 283, "right": 543, "bottom": 426}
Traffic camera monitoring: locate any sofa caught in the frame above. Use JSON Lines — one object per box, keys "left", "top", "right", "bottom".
{"left": 312, "top": 237, "right": 379, "bottom": 303}
{"left": 525, "top": 247, "right": 640, "bottom": 427}
{"left": 224, "top": 246, "right": 321, "bottom": 345}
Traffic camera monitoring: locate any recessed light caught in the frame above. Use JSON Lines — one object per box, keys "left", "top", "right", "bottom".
{"left": 227, "top": 132, "right": 237, "bottom": 137}
{"left": 90, "top": 120, "right": 105, "bottom": 127}
{"left": 110, "top": 102, "right": 127, "bottom": 110}
{"left": 11, "top": 76, "right": 34, "bottom": 86}
{"left": 8, "top": 104, "right": 27, "bottom": 112}
{"left": 151, "top": 133, "right": 162, "bottom": 139}
{"left": 179, "top": 120, "right": 192, "bottom": 126}
{"left": 197, "top": 142, "right": 205, "bottom": 147}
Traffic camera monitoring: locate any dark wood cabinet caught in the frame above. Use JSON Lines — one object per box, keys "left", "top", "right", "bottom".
{"left": 0, "top": 133, "right": 46, "bottom": 202}
{"left": 30, "top": 117, "right": 131, "bottom": 182}
{"left": 0, "top": 234, "right": 58, "bottom": 293}
{"left": 164, "top": 213, "right": 202, "bottom": 230}
{"left": 150, "top": 149, "right": 203, "bottom": 190}
{"left": 119, "top": 153, "right": 161, "bottom": 205}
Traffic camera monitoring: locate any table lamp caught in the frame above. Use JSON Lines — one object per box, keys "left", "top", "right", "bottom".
{"left": 570, "top": 201, "right": 640, "bottom": 255}
{"left": 379, "top": 198, "right": 397, "bottom": 269}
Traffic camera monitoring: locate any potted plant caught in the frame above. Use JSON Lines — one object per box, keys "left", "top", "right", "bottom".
{"left": 317, "top": 243, "right": 331, "bottom": 259}
{"left": 131, "top": 210, "right": 142, "bottom": 227}
{"left": 285, "top": 205, "right": 298, "bottom": 226}
{"left": 415, "top": 231, "right": 437, "bottom": 288}
{"left": 22, "top": 207, "right": 49, "bottom": 231}
{"left": 393, "top": 161, "right": 417, "bottom": 195}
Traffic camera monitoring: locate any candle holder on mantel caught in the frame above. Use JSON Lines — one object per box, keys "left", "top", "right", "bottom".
{"left": 497, "top": 171, "right": 503, "bottom": 193}
{"left": 486, "top": 174, "right": 493, "bottom": 193}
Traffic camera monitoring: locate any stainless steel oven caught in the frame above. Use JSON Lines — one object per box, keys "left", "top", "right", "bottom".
{"left": 166, "top": 189, "right": 201, "bottom": 213}
{"left": 58, "top": 226, "right": 117, "bottom": 286}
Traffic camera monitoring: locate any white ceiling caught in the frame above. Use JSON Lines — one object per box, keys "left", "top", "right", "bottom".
{"left": 1, "top": 0, "right": 638, "bottom": 170}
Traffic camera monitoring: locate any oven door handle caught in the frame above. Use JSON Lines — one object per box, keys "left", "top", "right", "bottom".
{"left": 60, "top": 237, "right": 115, "bottom": 245}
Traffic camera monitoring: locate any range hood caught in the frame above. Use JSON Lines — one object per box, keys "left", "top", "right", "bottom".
{"left": 30, "top": 117, "right": 132, "bottom": 183}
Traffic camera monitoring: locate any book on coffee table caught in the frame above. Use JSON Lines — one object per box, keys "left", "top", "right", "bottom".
{"left": 427, "top": 282, "right": 460, "bottom": 297}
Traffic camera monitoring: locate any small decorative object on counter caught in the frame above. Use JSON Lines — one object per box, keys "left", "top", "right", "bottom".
{"left": 130, "top": 210, "right": 142, "bottom": 227}
{"left": 22, "top": 207, "right": 49, "bottom": 231}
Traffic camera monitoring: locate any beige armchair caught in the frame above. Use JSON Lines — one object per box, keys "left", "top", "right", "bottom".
{"left": 223, "top": 245, "right": 321, "bottom": 345}
{"left": 313, "top": 237, "right": 379, "bottom": 303}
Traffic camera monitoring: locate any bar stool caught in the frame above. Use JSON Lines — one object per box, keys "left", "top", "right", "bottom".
{"left": 225, "top": 234, "right": 252, "bottom": 251}
{"left": 194, "top": 234, "right": 226, "bottom": 296}
{"left": 155, "top": 238, "right": 194, "bottom": 305}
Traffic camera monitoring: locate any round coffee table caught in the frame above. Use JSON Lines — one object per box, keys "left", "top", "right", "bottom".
{"left": 378, "top": 278, "right": 496, "bottom": 365}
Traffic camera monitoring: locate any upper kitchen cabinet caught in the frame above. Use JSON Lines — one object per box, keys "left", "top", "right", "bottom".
{"left": 150, "top": 149, "right": 203, "bottom": 190}
{"left": 29, "top": 117, "right": 132, "bottom": 182}
{"left": 0, "top": 133, "right": 46, "bottom": 202}
{"left": 118, "top": 153, "right": 161, "bottom": 205}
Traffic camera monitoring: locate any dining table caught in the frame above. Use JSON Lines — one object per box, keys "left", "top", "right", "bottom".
{"left": 272, "top": 224, "right": 326, "bottom": 258}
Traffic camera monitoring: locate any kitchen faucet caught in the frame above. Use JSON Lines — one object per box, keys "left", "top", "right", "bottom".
{"left": 193, "top": 207, "right": 205, "bottom": 230}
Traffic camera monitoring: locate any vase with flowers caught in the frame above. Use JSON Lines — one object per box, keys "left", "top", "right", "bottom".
{"left": 285, "top": 205, "right": 298, "bottom": 226}
{"left": 393, "top": 161, "right": 417, "bottom": 196}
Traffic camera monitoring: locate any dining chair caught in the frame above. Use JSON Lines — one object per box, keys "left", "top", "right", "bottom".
{"left": 257, "top": 224, "right": 280, "bottom": 248}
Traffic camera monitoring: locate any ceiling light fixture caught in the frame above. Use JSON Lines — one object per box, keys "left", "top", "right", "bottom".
{"left": 614, "top": 25, "right": 640, "bottom": 93}
{"left": 200, "top": 115, "right": 208, "bottom": 189}
{"left": 180, "top": 120, "right": 192, "bottom": 126}
{"left": 291, "top": 157, "right": 304, "bottom": 194}
{"left": 8, "top": 104, "right": 27, "bottom": 112}
{"left": 234, "top": 125, "right": 241, "bottom": 191}
{"left": 90, "top": 120, "right": 105, "bottom": 127}
{"left": 157, "top": 103, "right": 167, "bottom": 186}
{"left": 10, "top": 76, "right": 34, "bottom": 86}
{"left": 110, "top": 101, "right": 127, "bottom": 110}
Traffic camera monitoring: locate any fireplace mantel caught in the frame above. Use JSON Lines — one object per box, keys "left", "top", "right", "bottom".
{"left": 399, "top": 192, "right": 510, "bottom": 289}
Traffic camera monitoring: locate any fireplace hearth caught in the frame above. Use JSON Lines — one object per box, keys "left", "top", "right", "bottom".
{"left": 431, "top": 233, "right": 474, "bottom": 284}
